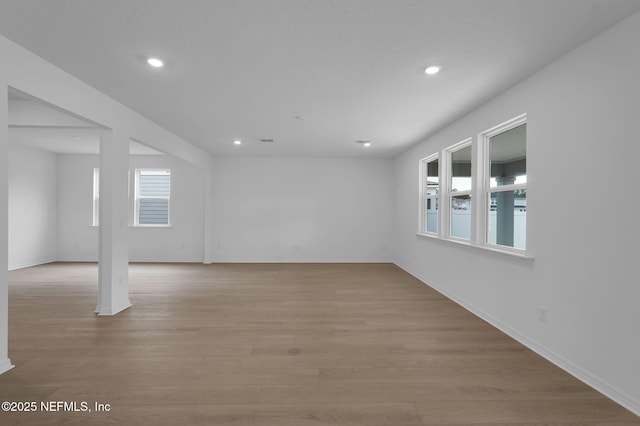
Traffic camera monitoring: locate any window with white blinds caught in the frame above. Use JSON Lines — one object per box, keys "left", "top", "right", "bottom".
{"left": 135, "top": 169, "right": 170, "bottom": 226}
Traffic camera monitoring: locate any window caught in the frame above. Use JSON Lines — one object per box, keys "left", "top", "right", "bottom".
{"left": 417, "top": 114, "right": 528, "bottom": 257}
{"left": 135, "top": 169, "right": 171, "bottom": 226}
{"left": 446, "top": 140, "right": 472, "bottom": 240}
{"left": 483, "top": 119, "right": 526, "bottom": 250}
{"left": 92, "top": 167, "right": 100, "bottom": 226}
{"left": 419, "top": 155, "right": 439, "bottom": 235}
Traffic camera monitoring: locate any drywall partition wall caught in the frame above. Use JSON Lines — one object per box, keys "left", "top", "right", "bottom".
{"left": 8, "top": 144, "right": 57, "bottom": 270}
{"left": 57, "top": 154, "right": 205, "bottom": 262}
{"left": 393, "top": 10, "right": 640, "bottom": 414}
{"left": 211, "top": 156, "right": 394, "bottom": 262}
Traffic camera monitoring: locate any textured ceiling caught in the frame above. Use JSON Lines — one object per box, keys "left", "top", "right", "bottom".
{"left": 1, "top": 0, "right": 639, "bottom": 157}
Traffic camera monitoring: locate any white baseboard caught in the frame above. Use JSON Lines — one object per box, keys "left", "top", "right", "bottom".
{"left": 55, "top": 257, "right": 97, "bottom": 263}
{"left": 0, "top": 358, "right": 14, "bottom": 375}
{"left": 8, "top": 259, "right": 56, "bottom": 271}
{"left": 95, "top": 301, "right": 132, "bottom": 316}
{"left": 128, "top": 258, "right": 203, "bottom": 263}
{"left": 55, "top": 258, "right": 204, "bottom": 264}
{"left": 16, "top": 258, "right": 393, "bottom": 266}
{"left": 210, "top": 257, "right": 394, "bottom": 263}
{"left": 395, "top": 261, "right": 640, "bottom": 417}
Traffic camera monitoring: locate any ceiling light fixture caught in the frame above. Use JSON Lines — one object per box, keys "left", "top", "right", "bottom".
{"left": 233, "top": 139, "right": 242, "bottom": 145}
{"left": 147, "top": 57, "right": 164, "bottom": 68}
{"left": 424, "top": 65, "right": 440, "bottom": 75}
{"left": 356, "top": 140, "right": 372, "bottom": 148}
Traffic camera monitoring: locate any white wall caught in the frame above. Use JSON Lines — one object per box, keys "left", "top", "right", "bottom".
{"left": 394, "top": 11, "right": 640, "bottom": 414}
{"left": 56, "top": 154, "right": 97, "bottom": 261}
{"left": 8, "top": 144, "right": 57, "bottom": 270}
{"left": 57, "top": 154, "right": 205, "bottom": 262}
{"left": 58, "top": 154, "right": 395, "bottom": 264}
{"left": 211, "top": 157, "right": 394, "bottom": 262}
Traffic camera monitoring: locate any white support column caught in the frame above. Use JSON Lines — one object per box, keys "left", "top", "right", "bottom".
{"left": 0, "top": 83, "right": 14, "bottom": 374}
{"left": 203, "top": 170, "right": 214, "bottom": 264}
{"left": 97, "top": 128, "right": 131, "bottom": 315}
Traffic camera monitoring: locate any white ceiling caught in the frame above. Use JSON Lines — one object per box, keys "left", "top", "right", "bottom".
{"left": 1, "top": 0, "right": 639, "bottom": 158}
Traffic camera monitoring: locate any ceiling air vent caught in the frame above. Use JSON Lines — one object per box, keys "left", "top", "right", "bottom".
{"left": 260, "top": 138, "right": 275, "bottom": 143}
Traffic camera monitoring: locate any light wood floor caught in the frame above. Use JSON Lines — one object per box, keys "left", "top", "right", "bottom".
{"left": 1, "top": 262, "right": 638, "bottom": 425}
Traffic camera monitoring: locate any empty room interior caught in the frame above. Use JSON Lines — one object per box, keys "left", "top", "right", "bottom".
{"left": 1, "top": 1, "right": 639, "bottom": 425}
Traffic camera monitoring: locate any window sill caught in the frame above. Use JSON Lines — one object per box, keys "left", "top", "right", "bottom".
{"left": 416, "top": 233, "right": 534, "bottom": 262}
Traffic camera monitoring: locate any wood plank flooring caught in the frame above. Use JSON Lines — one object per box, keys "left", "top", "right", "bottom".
{"left": 1, "top": 262, "right": 638, "bottom": 425}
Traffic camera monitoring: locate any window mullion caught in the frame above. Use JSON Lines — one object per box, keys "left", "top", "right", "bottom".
{"left": 473, "top": 137, "right": 485, "bottom": 246}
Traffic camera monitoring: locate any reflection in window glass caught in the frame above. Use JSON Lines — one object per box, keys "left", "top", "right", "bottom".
{"left": 487, "top": 121, "right": 526, "bottom": 250}
{"left": 451, "top": 145, "right": 472, "bottom": 192}
{"left": 426, "top": 159, "right": 438, "bottom": 196}
{"left": 421, "top": 156, "right": 439, "bottom": 235}
{"left": 426, "top": 158, "right": 439, "bottom": 234}
{"left": 451, "top": 195, "right": 471, "bottom": 240}
{"left": 489, "top": 190, "right": 526, "bottom": 249}
{"left": 425, "top": 197, "right": 438, "bottom": 233}
{"left": 490, "top": 124, "right": 526, "bottom": 188}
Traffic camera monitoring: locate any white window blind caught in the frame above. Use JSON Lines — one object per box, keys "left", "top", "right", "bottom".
{"left": 136, "top": 169, "right": 170, "bottom": 226}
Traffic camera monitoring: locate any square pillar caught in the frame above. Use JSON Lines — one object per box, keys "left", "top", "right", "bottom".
{"left": 0, "top": 83, "right": 14, "bottom": 374}
{"left": 203, "top": 170, "right": 214, "bottom": 264}
{"left": 97, "top": 128, "right": 131, "bottom": 315}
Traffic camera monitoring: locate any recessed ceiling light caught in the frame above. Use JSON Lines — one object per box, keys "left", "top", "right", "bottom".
{"left": 147, "top": 57, "right": 164, "bottom": 68}
{"left": 233, "top": 140, "right": 242, "bottom": 145}
{"left": 424, "top": 65, "right": 440, "bottom": 75}
{"left": 356, "top": 140, "right": 372, "bottom": 147}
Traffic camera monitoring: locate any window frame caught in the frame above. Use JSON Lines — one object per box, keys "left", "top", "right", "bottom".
{"left": 444, "top": 138, "right": 473, "bottom": 242}
{"left": 416, "top": 114, "right": 531, "bottom": 260}
{"left": 418, "top": 153, "right": 440, "bottom": 236}
{"left": 479, "top": 114, "right": 527, "bottom": 254}
{"left": 134, "top": 168, "right": 171, "bottom": 227}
